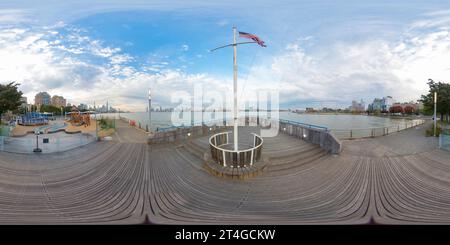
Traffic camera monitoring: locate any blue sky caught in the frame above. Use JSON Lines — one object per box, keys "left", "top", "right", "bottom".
{"left": 1, "top": 0, "right": 450, "bottom": 111}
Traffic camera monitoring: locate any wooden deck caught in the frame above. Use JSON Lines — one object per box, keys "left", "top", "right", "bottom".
{"left": 0, "top": 120, "right": 449, "bottom": 224}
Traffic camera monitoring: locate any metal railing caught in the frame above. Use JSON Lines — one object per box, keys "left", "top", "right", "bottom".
{"left": 209, "top": 131, "right": 263, "bottom": 168}
{"left": 279, "top": 119, "right": 328, "bottom": 131}
{"left": 440, "top": 131, "right": 450, "bottom": 151}
{"left": 279, "top": 119, "right": 342, "bottom": 154}
{"left": 0, "top": 132, "right": 96, "bottom": 154}
{"left": 156, "top": 119, "right": 233, "bottom": 132}
{"left": 330, "top": 119, "right": 426, "bottom": 140}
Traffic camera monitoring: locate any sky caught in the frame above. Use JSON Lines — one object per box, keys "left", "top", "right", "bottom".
{"left": 1, "top": 0, "right": 450, "bottom": 111}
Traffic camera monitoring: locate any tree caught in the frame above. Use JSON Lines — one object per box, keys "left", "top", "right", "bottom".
{"left": 390, "top": 105, "right": 404, "bottom": 114}
{"left": 404, "top": 106, "right": 415, "bottom": 115}
{"left": 421, "top": 79, "right": 450, "bottom": 122}
{"left": 39, "top": 104, "right": 65, "bottom": 115}
{"left": 0, "top": 82, "right": 23, "bottom": 117}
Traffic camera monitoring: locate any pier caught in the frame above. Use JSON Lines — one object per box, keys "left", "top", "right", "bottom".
{"left": 0, "top": 120, "right": 449, "bottom": 224}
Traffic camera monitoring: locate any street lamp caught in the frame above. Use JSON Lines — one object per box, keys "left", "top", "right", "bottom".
{"left": 33, "top": 131, "right": 42, "bottom": 153}
{"left": 148, "top": 89, "right": 152, "bottom": 133}
{"left": 94, "top": 101, "right": 98, "bottom": 141}
{"left": 434, "top": 92, "right": 437, "bottom": 137}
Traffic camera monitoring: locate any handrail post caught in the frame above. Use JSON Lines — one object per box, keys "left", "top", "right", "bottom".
{"left": 223, "top": 150, "right": 227, "bottom": 167}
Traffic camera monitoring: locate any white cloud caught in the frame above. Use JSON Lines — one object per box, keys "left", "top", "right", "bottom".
{"left": 0, "top": 25, "right": 229, "bottom": 111}
{"left": 216, "top": 19, "right": 229, "bottom": 27}
{"left": 242, "top": 26, "right": 450, "bottom": 107}
{"left": 0, "top": 9, "right": 30, "bottom": 24}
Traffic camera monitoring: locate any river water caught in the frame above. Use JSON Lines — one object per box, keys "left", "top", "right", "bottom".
{"left": 99, "top": 111, "right": 414, "bottom": 132}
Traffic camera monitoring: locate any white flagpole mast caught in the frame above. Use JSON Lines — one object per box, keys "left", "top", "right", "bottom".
{"left": 210, "top": 27, "right": 262, "bottom": 151}
{"left": 233, "top": 27, "right": 238, "bottom": 151}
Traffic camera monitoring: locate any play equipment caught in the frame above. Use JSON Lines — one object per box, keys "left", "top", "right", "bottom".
{"left": 18, "top": 112, "right": 51, "bottom": 126}
{"left": 67, "top": 111, "right": 91, "bottom": 127}
{"left": 34, "top": 123, "right": 68, "bottom": 134}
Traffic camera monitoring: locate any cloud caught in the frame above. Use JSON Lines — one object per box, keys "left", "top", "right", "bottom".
{"left": 242, "top": 24, "right": 450, "bottom": 108}
{"left": 3, "top": 4, "right": 450, "bottom": 111}
{"left": 0, "top": 24, "right": 230, "bottom": 111}
{"left": 0, "top": 9, "right": 30, "bottom": 24}
{"left": 216, "top": 19, "right": 229, "bottom": 27}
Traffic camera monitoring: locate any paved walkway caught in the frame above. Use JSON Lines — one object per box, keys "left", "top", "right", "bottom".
{"left": 112, "top": 119, "right": 148, "bottom": 144}
{"left": 0, "top": 121, "right": 449, "bottom": 224}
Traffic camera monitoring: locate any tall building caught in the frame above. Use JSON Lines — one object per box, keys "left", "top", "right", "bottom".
{"left": 382, "top": 96, "right": 394, "bottom": 111}
{"left": 51, "top": 95, "right": 66, "bottom": 107}
{"left": 78, "top": 104, "right": 88, "bottom": 111}
{"left": 351, "top": 99, "right": 365, "bottom": 112}
{"left": 35, "top": 92, "right": 51, "bottom": 106}
{"left": 368, "top": 96, "right": 394, "bottom": 112}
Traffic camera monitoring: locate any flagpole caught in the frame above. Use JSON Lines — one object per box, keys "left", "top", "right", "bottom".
{"left": 209, "top": 27, "right": 265, "bottom": 151}
{"left": 233, "top": 26, "right": 238, "bottom": 151}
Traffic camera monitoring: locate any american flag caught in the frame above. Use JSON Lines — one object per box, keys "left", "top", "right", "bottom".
{"left": 238, "top": 31, "right": 267, "bottom": 47}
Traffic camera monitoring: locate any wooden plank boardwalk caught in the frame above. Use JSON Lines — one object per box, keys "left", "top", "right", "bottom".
{"left": 0, "top": 120, "right": 449, "bottom": 224}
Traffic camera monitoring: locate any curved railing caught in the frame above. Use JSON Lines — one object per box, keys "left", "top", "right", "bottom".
{"left": 279, "top": 119, "right": 329, "bottom": 131}
{"left": 209, "top": 132, "right": 263, "bottom": 168}
{"left": 330, "top": 119, "right": 426, "bottom": 140}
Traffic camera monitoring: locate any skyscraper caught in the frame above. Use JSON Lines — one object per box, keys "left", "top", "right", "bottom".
{"left": 35, "top": 92, "right": 51, "bottom": 106}
{"left": 51, "top": 95, "right": 67, "bottom": 107}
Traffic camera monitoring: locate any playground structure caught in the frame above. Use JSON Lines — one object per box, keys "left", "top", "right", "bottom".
{"left": 66, "top": 111, "right": 92, "bottom": 127}
{"left": 18, "top": 112, "right": 54, "bottom": 126}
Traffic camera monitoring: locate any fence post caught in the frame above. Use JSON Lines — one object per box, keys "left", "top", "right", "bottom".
{"left": 350, "top": 130, "right": 352, "bottom": 139}
{"left": 222, "top": 150, "right": 227, "bottom": 167}
{"left": 371, "top": 128, "right": 374, "bottom": 137}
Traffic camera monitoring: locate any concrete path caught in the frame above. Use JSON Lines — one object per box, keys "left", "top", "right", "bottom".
{"left": 0, "top": 121, "right": 449, "bottom": 224}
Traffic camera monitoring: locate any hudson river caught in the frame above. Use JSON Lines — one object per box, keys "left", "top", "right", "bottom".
{"left": 102, "top": 111, "right": 415, "bottom": 132}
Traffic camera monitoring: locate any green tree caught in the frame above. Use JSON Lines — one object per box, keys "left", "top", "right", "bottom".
{"left": 30, "top": 105, "right": 37, "bottom": 112}
{"left": 0, "top": 82, "right": 23, "bottom": 116}
{"left": 39, "top": 104, "right": 65, "bottom": 115}
{"left": 421, "top": 79, "right": 450, "bottom": 122}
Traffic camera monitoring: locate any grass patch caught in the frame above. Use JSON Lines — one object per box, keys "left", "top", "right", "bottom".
{"left": 426, "top": 121, "right": 449, "bottom": 137}
{"left": 98, "top": 118, "right": 115, "bottom": 130}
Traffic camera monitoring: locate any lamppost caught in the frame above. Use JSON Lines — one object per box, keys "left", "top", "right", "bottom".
{"left": 148, "top": 89, "right": 152, "bottom": 132}
{"left": 434, "top": 92, "right": 437, "bottom": 137}
{"left": 94, "top": 101, "right": 98, "bottom": 140}
{"left": 33, "top": 131, "right": 42, "bottom": 153}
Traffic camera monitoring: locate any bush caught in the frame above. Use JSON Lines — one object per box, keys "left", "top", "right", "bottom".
{"left": 99, "top": 118, "right": 115, "bottom": 130}
{"left": 426, "top": 123, "right": 442, "bottom": 137}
